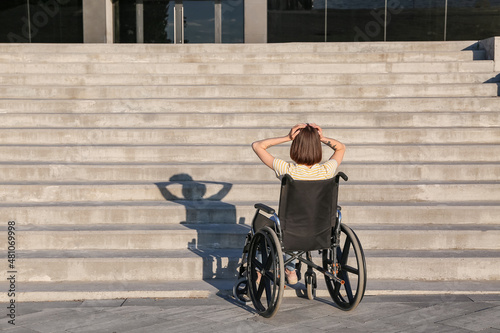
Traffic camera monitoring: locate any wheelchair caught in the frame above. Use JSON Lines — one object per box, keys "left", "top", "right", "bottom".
{"left": 233, "top": 172, "right": 367, "bottom": 318}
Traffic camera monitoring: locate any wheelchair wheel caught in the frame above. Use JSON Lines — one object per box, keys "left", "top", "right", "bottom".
{"left": 323, "top": 224, "right": 366, "bottom": 311}
{"left": 305, "top": 271, "right": 316, "bottom": 300}
{"left": 233, "top": 277, "right": 251, "bottom": 304}
{"left": 247, "top": 226, "right": 285, "bottom": 318}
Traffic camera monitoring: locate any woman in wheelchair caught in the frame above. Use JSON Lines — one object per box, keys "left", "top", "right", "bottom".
{"left": 252, "top": 123, "right": 346, "bottom": 284}
{"left": 234, "top": 123, "right": 366, "bottom": 318}
{"left": 252, "top": 123, "right": 346, "bottom": 181}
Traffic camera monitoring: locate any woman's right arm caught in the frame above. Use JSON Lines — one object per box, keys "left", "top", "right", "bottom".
{"left": 251, "top": 136, "right": 290, "bottom": 169}
{"left": 252, "top": 124, "right": 306, "bottom": 169}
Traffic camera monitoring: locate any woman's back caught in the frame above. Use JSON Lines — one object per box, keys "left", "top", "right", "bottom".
{"left": 273, "top": 158, "right": 337, "bottom": 181}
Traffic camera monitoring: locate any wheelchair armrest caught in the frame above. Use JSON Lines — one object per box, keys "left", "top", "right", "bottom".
{"left": 254, "top": 203, "right": 275, "bottom": 215}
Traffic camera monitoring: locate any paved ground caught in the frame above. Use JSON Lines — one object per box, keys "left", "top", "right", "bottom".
{"left": 2, "top": 292, "right": 500, "bottom": 333}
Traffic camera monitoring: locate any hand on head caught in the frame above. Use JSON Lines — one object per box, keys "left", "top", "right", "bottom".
{"left": 308, "top": 123, "right": 324, "bottom": 140}
{"left": 288, "top": 123, "right": 307, "bottom": 140}
{"left": 289, "top": 123, "right": 324, "bottom": 141}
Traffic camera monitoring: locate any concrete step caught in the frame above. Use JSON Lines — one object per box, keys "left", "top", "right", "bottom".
{"left": 3, "top": 224, "right": 499, "bottom": 251}
{"left": 0, "top": 201, "right": 246, "bottom": 225}
{"left": 11, "top": 249, "right": 500, "bottom": 282}
{"left": 1, "top": 72, "right": 498, "bottom": 86}
{"left": 344, "top": 204, "right": 500, "bottom": 226}
{"left": 0, "top": 145, "right": 497, "bottom": 163}
{"left": 2, "top": 279, "right": 500, "bottom": 303}
{"left": 1, "top": 127, "right": 498, "bottom": 145}
{"left": 2, "top": 112, "right": 499, "bottom": 128}
{"left": 0, "top": 61, "right": 494, "bottom": 75}
{"left": 0, "top": 280, "right": 220, "bottom": 303}
{"left": 1, "top": 97, "right": 498, "bottom": 113}
{"left": 0, "top": 50, "right": 486, "bottom": 63}
{"left": 0, "top": 40, "right": 480, "bottom": 53}
{"left": 1, "top": 163, "right": 498, "bottom": 183}
{"left": 13, "top": 249, "right": 240, "bottom": 282}
{"left": 367, "top": 250, "right": 500, "bottom": 281}
{"left": 0, "top": 224, "right": 250, "bottom": 251}
{"left": 2, "top": 202, "right": 498, "bottom": 226}
{"left": 357, "top": 225, "right": 500, "bottom": 250}
{"left": 1, "top": 84, "right": 497, "bottom": 99}
{"left": 1, "top": 183, "right": 498, "bottom": 204}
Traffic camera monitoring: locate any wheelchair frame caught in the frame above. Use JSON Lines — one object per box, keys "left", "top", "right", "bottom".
{"left": 233, "top": 172, "right": 367, "bottom": 318}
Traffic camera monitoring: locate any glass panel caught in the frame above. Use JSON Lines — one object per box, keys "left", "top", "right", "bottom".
{"left": 0, "top": 0, "right": 28, "bottom": 43}
{"left": 115, "top": 0, "right": 137, "bottom": 43}
{"left": 222, "top": 0, "right": 244, "bottom": 43}
{"left": 268, "top": 0, "right": 325, "bottom": 42}
{"left": 327, "top": 0, "right": 385, "bottom": 42}
{"left": 386, "top": 0, "right": 445, "bottom": 41}
{"left": 447, "top": 0, "right": 500, "bottom": 40}
{"left": 28, "top": 0, "right": 83, "bottom": 43}
{"left": 144, "top": 0, "right": 174, "bottom": 43}
{"left": 183, "top": 0, "right": 215, "bottom": 43}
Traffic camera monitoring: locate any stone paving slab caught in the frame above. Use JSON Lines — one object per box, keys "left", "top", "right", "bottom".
{"left": 2, "top": 294, "right": 499, "bottom": 333}
{"left": 438, "top": 306, "right": 500, "bottom": 332}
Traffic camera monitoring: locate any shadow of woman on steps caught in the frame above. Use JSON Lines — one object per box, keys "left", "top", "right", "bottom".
{"left": 156, "top": 173, "right": 235, "bottom": 224}
{"left": 155, "top": 174, "right": 247, "bottom": 292}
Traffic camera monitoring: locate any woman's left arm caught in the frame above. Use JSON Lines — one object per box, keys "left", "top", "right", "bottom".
{"left": 310, "top": 123, "right": 346, "bottom": 166}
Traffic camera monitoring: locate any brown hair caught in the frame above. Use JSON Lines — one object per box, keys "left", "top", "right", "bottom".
{"left": 290, "top": 125, "right": 322, "bottom": 165}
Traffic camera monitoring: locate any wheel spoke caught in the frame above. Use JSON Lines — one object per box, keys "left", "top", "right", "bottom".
{"left": 334, "top": 281, "right": 345, "bottom": 302}
{"left": 256, "top": 277, "right": 265, "bottom": 299}
{"left": 251, "top": 257, "right": 263, "bottom": 271}
{"left": 264, "top": 249, "right": 275, "bottom": 271}
{"left": 264, "top": 279, "right": 272, "bottom": 306}
{"left": 340, "top": 271, "right": 354, "bottom": 302}
{"left": 264, "top": 270, "right": 275, "bottom": 282}
{"left": 260, "top": 236, "right": 269, "bottom": 266}
{"left": 343, "top": 264, "right": 359, "bottom": 275}
{"left": 263, "top": 234, "right": 278, "bottom": 281}
{"left": 340, "top": 237, "right": 351, "bottom": 267}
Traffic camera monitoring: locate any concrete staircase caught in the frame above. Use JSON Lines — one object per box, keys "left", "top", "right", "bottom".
{"left": 0, "top": 41, "right": 499, "bottom": 302}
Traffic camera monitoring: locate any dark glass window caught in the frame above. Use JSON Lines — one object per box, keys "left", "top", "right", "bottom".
{"left": 269, "top": 0, "right": 500, "bottom": 42}
{"left": 447, "top": 0, "right": 500, "bottom": 40}
{"left": 0, "top": 0, "right": 28, "bottom": 43}
{"left": 1, "top": 0, "right": 82, "bottom": 43}
{"left": 29, "top": 0, "right": 83, "bottom": 43}
{"left": 386, "top": 0, "right": 446, "bottom": 41}
{"left": 327, "top": 0, "right": 385, "bottom": 42}
{"left": 222, "top": 0, "right": 244, "bottom": 43}
{"left": 115, "top": 0, "right": 138, "bottom": 43}
{"left": 268, "top": 0, "right": 325, "bottom": 42}
{"left": 115, "top": 0, "right": 243, "bottom": 43}
{"left": 184, "top": 0, "right": 215, "bottom": 43}
{"left": 144, "top": 0, "right": 174, "bottom": 43}
{"left": 116, "top": 0, "right": 174, "bottom": 43}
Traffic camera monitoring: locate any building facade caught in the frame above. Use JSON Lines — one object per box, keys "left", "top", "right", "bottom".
{"left": 1, "top": 0, "right": 500, "bottom": 44}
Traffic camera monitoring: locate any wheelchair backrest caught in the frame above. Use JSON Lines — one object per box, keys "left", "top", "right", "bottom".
{"left": 278, "top": 174, "right": 339, "bottom": 252}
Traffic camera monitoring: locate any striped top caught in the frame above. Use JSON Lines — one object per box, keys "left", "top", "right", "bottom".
{"left": 273, "top": 158, "right": 338, "bottom": 180}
